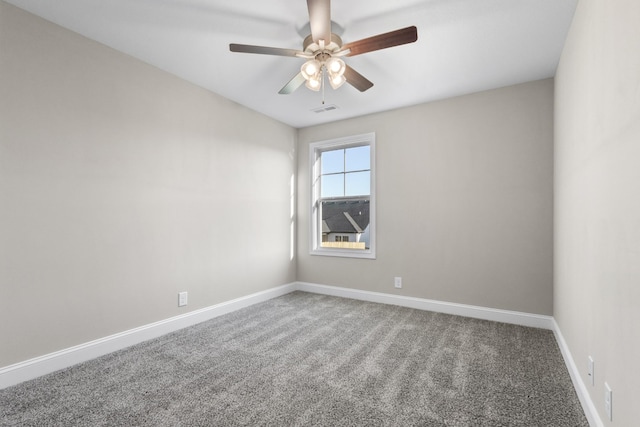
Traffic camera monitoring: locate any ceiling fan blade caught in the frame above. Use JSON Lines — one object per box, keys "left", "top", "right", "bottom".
{"left": 342, "top": 26, "right": 418, "bottom": 57}
{"left": 279, "top": 73, "right": 306, "bottom": 95}
{"left": 229, "top": 43, "right": 302, "bottom": 57}
{"left": 344, "top": 65, "right": 374, "bottom": 92}
{"left": 307, "top": 0, "right": 331, "bottom": 45}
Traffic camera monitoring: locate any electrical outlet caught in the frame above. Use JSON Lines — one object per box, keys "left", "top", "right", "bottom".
{"left": 394, "top": 277, "right": 402, "bottom": 289}
{"left": 178, "top": 291, "right": 188, "bottom": 307}
{"left": 604, "top": 382, "right": 612, "bottom": 421}
{"left": 587, "top": 356, "right": 594, "bottom": 385}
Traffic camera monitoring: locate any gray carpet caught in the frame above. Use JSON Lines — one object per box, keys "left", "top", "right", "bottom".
{"left": 0, "top": 291, "right": 588, "bottom": 426}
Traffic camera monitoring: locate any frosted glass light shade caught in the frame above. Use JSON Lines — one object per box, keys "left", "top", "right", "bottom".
{"left": 326, "top": 57, "right": 345, "bottom": 76}
{"left": 329, "top": 74, "right": 346, "bottom": 89}
{"left": 301, "top": 60, "right": 321, "bottom": 80}
{"left": 306, "top": 75, "right": 322, "bottom": 91}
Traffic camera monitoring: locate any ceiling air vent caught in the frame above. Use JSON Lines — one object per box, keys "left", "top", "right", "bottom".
{"left": 311, "top": 104, "right": 339, "bottom": 113}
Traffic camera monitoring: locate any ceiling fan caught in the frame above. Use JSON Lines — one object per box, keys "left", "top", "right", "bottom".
{"left": 229, "top": 0, "right": 418, "bottom": 95}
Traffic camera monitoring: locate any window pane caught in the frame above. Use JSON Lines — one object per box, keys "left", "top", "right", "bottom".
{"left": 345, "top": 146, "right": 370, "bottom": 172}
{"left": 345, "top": 171, "right": 370, "bottom": 196}
{"left": 321, "top": 174, "right": 344, "bottom": 198}
{"left": 321, "top": 149, "right": 344, "bottom": 174}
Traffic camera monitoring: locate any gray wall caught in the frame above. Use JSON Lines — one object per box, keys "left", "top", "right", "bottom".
{"left": 554, "top": 0, "right": 640, "bottom": 424}
{"left": 0, "top": 2, "right": 296, "bottom": 367}
{"left": 297, "top": 79, "right": 554, "bottom": 315}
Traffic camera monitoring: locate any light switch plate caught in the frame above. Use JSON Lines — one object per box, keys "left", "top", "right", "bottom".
{"left": 178, "top": 292, "right": 188, "bottom": 307}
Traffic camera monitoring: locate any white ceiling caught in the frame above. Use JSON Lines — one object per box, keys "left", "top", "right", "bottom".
{"left": 6, "top": 0, "right": 577, "bottom": 128}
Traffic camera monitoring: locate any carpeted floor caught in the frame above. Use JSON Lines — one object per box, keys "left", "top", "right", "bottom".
{"left": 0, "top": 291, "right": 588, "bottom": 426}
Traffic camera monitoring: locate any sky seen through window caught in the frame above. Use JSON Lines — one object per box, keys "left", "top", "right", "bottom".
{"left": 320, "top": 146, "right": 370, "bottom": 198}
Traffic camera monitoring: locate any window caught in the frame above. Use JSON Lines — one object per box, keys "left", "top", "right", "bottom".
{"left": 309, "top": 133, "right": 375, "bottom": 258}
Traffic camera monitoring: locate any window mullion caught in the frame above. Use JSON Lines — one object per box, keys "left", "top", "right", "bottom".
{"left": 342, "top": 149, "right": 346, "bottom": 197}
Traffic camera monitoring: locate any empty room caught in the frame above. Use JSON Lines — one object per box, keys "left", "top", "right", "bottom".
{"left": 1, "top": 0, "right": 638, "bottom": 425}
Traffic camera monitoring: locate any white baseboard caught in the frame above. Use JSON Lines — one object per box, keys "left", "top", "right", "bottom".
{"left": 0, "top": 279, "right": 601, "bottom": 427}
{"left": 0, "top": 283, "right": 296, "bottom": 390}
{"left": 551, "top": 319, "right": 603, "bottom": 427}
{"left": 296, "top": 282, "right": 554, "bottom": 330}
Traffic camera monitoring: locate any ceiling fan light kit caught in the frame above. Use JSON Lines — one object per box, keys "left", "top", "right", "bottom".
{"left": 301, "top": 55, "right": 346, "bottom": 92}
{"left": 229, "top": 0, "right": 418, "bottom": 96}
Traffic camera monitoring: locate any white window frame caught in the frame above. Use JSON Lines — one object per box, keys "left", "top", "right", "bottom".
{"left": 309, "top": 132, "right": 376, "bottom": 259}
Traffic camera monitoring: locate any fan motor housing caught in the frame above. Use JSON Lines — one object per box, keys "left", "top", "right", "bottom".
{"left": 303, "top": 33, "right": 343, "bottom": 54}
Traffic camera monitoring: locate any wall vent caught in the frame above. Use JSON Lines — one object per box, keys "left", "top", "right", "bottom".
{"left": 311, "top": 104, "right": 339, "bottom": 113}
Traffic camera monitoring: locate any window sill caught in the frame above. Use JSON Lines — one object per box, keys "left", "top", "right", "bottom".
{"left": 310, "top": 248, "right": 376, "bottom": 259}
